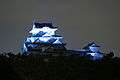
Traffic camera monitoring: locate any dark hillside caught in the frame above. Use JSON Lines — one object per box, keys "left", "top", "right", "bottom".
{"left": 0, "top": 52, "right": 119, "bottom": 80}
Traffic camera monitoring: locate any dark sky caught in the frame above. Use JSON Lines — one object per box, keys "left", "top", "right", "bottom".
{"left": 0, "top": 0, "right": 120, "bottom": 56}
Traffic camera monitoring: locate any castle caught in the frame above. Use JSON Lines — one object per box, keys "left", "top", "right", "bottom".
{"left": 23, "top": 20, "right": 66, "bottom": 54}
{"left": 23, "top": 20, "right": 103, "bottom": 60}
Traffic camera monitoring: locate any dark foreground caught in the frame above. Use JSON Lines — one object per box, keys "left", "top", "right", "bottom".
{"left": 0, "top": 52, "right": 120, "bottom": 80}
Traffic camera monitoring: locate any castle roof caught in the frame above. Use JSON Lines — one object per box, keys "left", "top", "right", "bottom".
{"left": 34, "top": 22, "right": 57, "bottom": 28}
{"left": 82, "top": 42, "right": 100, "bottom": 50}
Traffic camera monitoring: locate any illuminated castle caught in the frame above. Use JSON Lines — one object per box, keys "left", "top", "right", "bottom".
{"left": 81, "top": 42, "right": 103, "bottom": 60}
{"left": 23, "top": 20, "right": 66, "bottom": 53}
{"left": 22, "top": 20, "right": 103, "bottom": 60}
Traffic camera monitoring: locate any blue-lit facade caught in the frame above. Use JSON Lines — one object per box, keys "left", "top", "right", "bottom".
{"left": 23, "top": 21, "right": 66, "bottom": 52}
{"left": 81, "top": 42, "right": 103, "bottom": 60}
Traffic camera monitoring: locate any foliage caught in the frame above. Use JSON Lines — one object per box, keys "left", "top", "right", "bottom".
{"left": 0, "top": 52, "right": 119, "bottom": 80}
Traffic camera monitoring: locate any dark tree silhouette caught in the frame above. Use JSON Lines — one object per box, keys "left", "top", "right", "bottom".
{"left": 0, "top": 51, "right": 119, "bottom": 80}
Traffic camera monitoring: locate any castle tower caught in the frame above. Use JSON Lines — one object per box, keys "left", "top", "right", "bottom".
{"left": 82, "top": 42, "right": 103, "bottom": 60}
{"left": 23, "top": 20, "right": 66, "bottom": 53}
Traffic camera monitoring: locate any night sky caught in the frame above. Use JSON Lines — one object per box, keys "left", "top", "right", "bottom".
{"left": 0, "top": 0, "right": 120, "bottom": 56}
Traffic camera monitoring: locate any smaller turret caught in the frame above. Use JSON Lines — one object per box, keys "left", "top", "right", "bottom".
{"left": 82, "top": 42, "right": 103, "bottom": 60}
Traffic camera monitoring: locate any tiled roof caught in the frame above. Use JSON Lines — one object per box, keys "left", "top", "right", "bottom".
{"left": 34, "top": 23, "right": 56, "bottom": 28}
{"left": 83, "top": 42, "right": 100, "bottom": 50}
